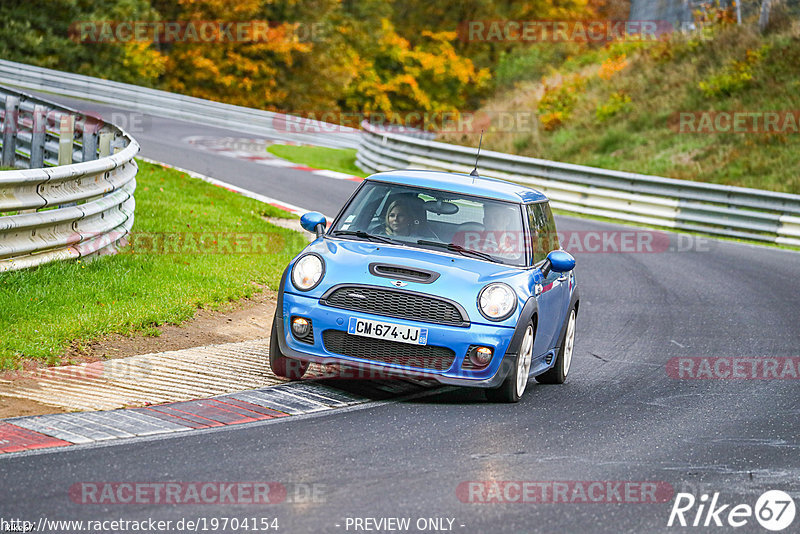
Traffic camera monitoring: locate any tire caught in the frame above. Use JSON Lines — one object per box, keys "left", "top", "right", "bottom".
{"left": 536, "top": 307, "right": 576, "bottom": 385}
{"left": 485, "top": 322, "right": 535, "bottom": 403}
{"left": 269, "top": 314, "right": 309, "bottom": 380}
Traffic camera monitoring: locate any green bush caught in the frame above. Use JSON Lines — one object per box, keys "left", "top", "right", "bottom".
{"left": 596, "top": 92, "right": 632, "bottom": 122}
{"left": 698, "top": 45, "right": 769, "bottom": 97}
{"left": 537, "top": 76, "right": 586, "bottom": 130}
{"left": 495, "top": 44, "right": 572, "bottom": 88}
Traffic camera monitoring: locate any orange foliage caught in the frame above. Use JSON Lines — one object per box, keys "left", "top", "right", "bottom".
{"left": 598, "top": 54, "right": 628, "bottom": 80}
{"left": 342, "top": 19, "right": 490, "bottom": 119}
{"left": 163, "top": 0, "right": 312, "bottom": 109}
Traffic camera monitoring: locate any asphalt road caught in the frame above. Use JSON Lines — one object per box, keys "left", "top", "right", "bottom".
{"left": 1, "top": 93, "right": 799, "bottom": 533}
{"left": 26, "top": 91, "right": 351, "bottom": 216}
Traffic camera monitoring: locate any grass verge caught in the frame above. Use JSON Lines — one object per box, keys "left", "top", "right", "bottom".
{"left": 0, "top": 159, "right": 307, "bottom": 370}
{"left": 267, "top": 144, "right": 368, "bottom": 178}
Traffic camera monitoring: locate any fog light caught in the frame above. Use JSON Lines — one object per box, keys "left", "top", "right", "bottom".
{"left": 469, "top": 346, "right": 493, "bottom": 367}
{"left": 291, "top": 317, "right": 310, "bottom": 337}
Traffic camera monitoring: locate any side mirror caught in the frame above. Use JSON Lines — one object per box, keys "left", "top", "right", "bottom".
{"left": 541, "top": 250, "right": 575, "bottom": 278}
{"left": 300, "top": 212, "right": 327, "bottom": 237}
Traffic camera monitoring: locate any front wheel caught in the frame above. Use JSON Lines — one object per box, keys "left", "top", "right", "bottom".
{"left": 485, "top": 322, "right": 534, "bottom": 403}
{"left": 269, "top": 314, "right": 309, "bottom": 380}
{"left": 536, "top": 307, "right": 576, "bottom": 384}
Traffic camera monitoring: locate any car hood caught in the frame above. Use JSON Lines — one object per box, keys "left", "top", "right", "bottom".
{"left": 287, "top": 237, "right": 533, "bottom": 325}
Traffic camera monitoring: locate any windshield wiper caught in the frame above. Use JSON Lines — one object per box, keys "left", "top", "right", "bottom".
{"left": 416, "top": 239, "right": 496, "bottom": 262}
{"left": 331, "top": 230, "right": 396, "bottom": 244}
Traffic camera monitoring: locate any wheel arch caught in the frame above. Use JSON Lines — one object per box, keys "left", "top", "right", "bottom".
{"left": 505, "top": 297, "right": 539, "bottom": 357}
{"left": 554, "top": 287, "right": 580, "bottom": 350}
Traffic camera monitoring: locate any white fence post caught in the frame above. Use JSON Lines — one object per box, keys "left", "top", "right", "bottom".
{"left": 30, "top": 105, "right": 47, "bottom": 168}
{"left": 81, "top": 115, "right": 101, "bottom": 162}
{"left": 98, "top": 132, "right": 113, "bottom": 157}
{"left": 2, "top": 95, "right": 19, "bottom": 167}
{"left": 58, "top": 114, "right": 74, "bottom": 166}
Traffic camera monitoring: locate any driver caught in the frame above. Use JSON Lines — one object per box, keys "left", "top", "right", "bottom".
{"left": 383, "top": 199, "right": 413, "bottom": 236}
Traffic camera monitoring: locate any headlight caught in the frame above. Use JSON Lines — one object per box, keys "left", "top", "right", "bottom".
{"left": 291, "top": 254, "right": 325, "bottom": 291}
{"left": 478, "top": 283, "right": 517, "bottom": 321}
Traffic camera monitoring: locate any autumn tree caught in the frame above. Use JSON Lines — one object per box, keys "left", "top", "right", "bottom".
{"left": 161, "top": 0, "right": 315, "bottom": 109}
{"left": 389, "top": 0, "right": 596, "bottom": 66}
{"left": 161, "top": 0, "right": 490, "bottom": 118}
{"left": 1, "top": 0, "right": 539, "bottom": 120}
{"left": 0, "top": 0, "right": 165, "bottom": 86}
{"left": 339, "top": 18, "right": 490, "bottom": 115}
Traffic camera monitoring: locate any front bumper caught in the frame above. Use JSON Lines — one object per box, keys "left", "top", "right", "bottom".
{"left": 278, "top": 290, "right": 519, "bottom": 388}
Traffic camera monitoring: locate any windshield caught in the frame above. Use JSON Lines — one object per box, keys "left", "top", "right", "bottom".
{"left": 330, "top": 181, "right": 526, "bottom": 267}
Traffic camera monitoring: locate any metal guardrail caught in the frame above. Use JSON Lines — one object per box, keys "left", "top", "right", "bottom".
{"left": 0, "top": 59, "right": 359, "bottom": 150}
{"left": 0, "top": 85, "right": 138, "bottom": 272}
{"left": 357, "top": 122, "right": 800, "bottom": 246}
{"left": 3, "top": 60, "right": 797, "bottom": 248}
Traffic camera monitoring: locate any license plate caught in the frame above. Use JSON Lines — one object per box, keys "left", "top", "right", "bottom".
{"left": 347, "top": 317, "right": 428, "bottom": 345}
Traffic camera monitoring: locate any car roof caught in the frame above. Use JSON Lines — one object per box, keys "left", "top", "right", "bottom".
{"left": 366, "top": 170, "right": 547, "bottom": 203}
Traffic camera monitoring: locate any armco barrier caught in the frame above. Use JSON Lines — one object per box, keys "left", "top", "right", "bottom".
{"left": 0, "top": 59, "right": 359, "bottom": 150}
{"left": 0, "top": 85, "right": 138, "bottom": 272}
{"left": 3, "top": 60, "right": 797, "bottom": 247}
{"left": 357, "top": 121, "right": 800, "bottom": 246}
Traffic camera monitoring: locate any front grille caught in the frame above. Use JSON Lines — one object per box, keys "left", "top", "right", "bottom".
{"left": 322, "top": 330, "right": 456, "bottom": 371}
{"left": 321, "top": 285, "right": 467, "bottom": 326}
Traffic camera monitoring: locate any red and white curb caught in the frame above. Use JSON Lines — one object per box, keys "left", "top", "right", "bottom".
{"left": 0, "top": 147, "right": 391, "bottom": 455}
{"left": 0, "top": 380, "right": 431, "bottom": 455}
{"left": 185, "top": 135, "right": 363, "bottom": 182}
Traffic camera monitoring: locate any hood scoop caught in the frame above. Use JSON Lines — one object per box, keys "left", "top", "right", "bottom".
{"left": 369, "top": 263, "right": 440, "bottom": 284}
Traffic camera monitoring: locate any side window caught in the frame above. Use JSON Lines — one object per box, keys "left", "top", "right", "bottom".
{"left": 527, "top": 202, "right": 560, "bottom": 264}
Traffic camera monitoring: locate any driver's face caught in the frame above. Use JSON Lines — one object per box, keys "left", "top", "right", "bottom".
{"left": 388, "top": 206, "right": 410, "bottom": 232}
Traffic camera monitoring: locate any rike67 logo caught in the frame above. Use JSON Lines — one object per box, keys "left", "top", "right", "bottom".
{"left": 668, "top": 490, "right": 796, "bottom": 531}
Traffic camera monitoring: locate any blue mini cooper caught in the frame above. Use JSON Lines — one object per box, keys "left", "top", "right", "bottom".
{"left": 270, "top": 170, "right": 578, "bottom": 402}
